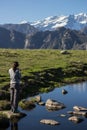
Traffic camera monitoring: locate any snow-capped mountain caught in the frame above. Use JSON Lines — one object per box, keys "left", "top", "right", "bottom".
{"left": 31, "top": 13, "right": 87, "bottom": 31}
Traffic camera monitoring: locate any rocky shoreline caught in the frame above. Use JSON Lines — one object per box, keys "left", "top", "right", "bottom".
{"left": 1, "top": 94, "right": 87, "bottom": 129}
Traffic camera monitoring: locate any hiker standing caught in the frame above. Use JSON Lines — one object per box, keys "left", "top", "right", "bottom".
{"left": 9, "top": 61, "right": 21, "bottom": 113}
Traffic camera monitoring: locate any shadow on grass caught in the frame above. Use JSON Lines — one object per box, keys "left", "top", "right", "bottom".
{"left": 21, "top": 62, "right": 87, "bottom": 97}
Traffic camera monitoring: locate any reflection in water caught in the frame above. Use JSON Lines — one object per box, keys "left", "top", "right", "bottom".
{"left": 11, "top": 122, "right": 18, "bottom": 130}
{"left": 72, "top": 82, "right": 87, "bottom": 93}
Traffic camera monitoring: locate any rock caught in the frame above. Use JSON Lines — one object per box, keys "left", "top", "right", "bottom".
{"left": 38, "top": 102, "right": 45, "bottom": 106}
{"left": 35, "top": 95, "right": 41, "bottom": 103}
{"left": 60, "top": 50, "right": 70, "bottom": 54}
{"left": 62, "top": 89, "right": 68, "bottom": 94}
{"left": 45, "top": 99, "right": 65, "bottom": 111}
{"left": 40, "top": 119, "right": 60, "bottom": 125}
{"left": 19, "top": 99, "right": 36, "bottom": 110}
{"left": 68, "top": 116, "right": 83, "bottom": 123}
{"left": 73, "top": 106, "right": 87, "bottom": 111}
{"left": 67, "top": 111, "right": 87, "bottom": 117}
{"left": 31, "top": 95, "right": 41, "bottom": 103}
{"left": 59, "top": 114, "right": 66, "bottom": 117}
{"left": 0, "top": 111, "right": 26, "bottom": 120}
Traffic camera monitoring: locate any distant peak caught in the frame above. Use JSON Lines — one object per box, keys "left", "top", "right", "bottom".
{"left": 44, "top": 16, "right": 57, "bottom": 20}
{"left": 75, "top": 12, "right": 87, "bottom": 17}
{"left": 19, "top": 20, "right": 29, "bottom": 24}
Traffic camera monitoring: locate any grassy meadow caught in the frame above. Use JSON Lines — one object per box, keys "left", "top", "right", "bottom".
{"left": 0, "top": 49, "right": 87, "bottom": 95}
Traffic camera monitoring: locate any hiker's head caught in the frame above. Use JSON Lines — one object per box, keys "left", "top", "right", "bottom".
{"left": 13, "top": 61, "right": 19, "bottom": 68}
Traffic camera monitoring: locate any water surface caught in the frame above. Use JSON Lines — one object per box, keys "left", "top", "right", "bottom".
{"left": 7, "top": 81, "right": 87, "bottom": 130}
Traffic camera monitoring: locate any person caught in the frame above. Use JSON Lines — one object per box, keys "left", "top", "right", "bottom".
{"left": 9, "top": 61, "right": 21, "bottom": 113}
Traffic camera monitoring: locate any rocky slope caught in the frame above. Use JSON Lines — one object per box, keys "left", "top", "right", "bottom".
{"left": 25, "top": 27, "right": 87, "bottom": 49}
{"left": 0, "top": 23, "right": 38, "bottom": 35}
{"left": 0, "top": 27, "right": 25, "bottom": 48}
{"left": 0, "top": 26, "right": 87, "bottom": 49}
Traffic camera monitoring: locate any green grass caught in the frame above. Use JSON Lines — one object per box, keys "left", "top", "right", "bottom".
{"left": 0, "top": 49, "right": 87, "bottom": 95}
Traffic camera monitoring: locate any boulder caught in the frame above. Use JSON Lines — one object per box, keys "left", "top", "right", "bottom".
{"left": 62, "top": 89, "right": 68, "bottom": 94}
{"left": 19, "top": 99, "right": 36, "bottom": 110}
{"left": 45, "top": 99, "right": 65, "bottom": 111}
{"left": 59, "top": 114, "right": 66, "bottom": 117}
{"left": 0, "top": 111, "right": 26, "bottom": 120}
{"left": 68, "top": 116, "right": 83, "bottom": 123}
{"left": 38, "top": 102, "right": 45, "bottom": 106}
{"left": 68, "top": 111, "right": 87, "bottom": 117}
{"left": 34, "top": 95, "right": 41, "bottom": 103}
{"left": 40, "top": 119, "right": 60, "bottom": 125}
{"left": 60, "top": 50, "right": 70, "bottom": 54}
{"left": 30, "top": 95, "right": 41, "bottom": 103}
{"left": 73, "top": 106, "right": 87, "bottom": 111}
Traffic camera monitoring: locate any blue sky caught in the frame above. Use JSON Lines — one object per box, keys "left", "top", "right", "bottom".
{"left": 0, "top": 0, "right": 87, "bottom": 24}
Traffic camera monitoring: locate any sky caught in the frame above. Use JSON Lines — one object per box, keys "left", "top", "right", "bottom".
{"left": 0, "top": 0, "right": 87, "bottom": 24}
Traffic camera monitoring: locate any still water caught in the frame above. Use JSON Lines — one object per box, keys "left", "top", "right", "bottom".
{"left": 7, "top": 81, "right": 87, "bottom": 130}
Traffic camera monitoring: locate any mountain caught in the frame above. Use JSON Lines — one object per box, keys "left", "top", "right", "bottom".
{"left": 0, "top": 27, "right": 25, "bottom": 48}
{"left": 0, "top": 26, "right": 87, "bottom": 49}
{"left": 31, "top": 13, "right": 87, "bottom": 31}
{"left": 0, "top": 23, "right": 38, "bottom": 35}
{"left": 0, "top": 13, "right": 87, "bottom": 49}
{"left": 25, "top": 27, "right": 87, "bottom": 49}
{"left": 81, "top": 26, "right": 87, "bottom": 34}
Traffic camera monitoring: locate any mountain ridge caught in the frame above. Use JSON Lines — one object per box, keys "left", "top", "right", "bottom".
{"left": 31, "top": 13, "right": 87, "bottom": 31}
{"left": 0, "top": 23, "right": 38, "bottom": 35}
